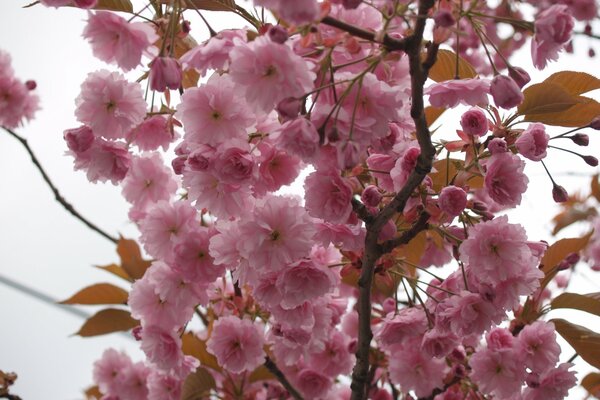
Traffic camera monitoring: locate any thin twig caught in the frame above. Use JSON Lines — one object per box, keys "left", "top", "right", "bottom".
{"left": 263, "top": 357, "right": 304, "bottom": 400}
{"left": 320, "top": 15, "right": 408, "bottom": 52}
{"left": 2, "top": 127, "right": 118, "bottom": 244}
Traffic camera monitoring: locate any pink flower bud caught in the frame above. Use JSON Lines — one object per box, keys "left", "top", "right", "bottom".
{"left": 515, "top": 123, "right": 549, "bottom": 161}
{"left": 149, "top": 57, "right": 182, "bottom": 92}
{"left": 433, "top": 10, "right": 455, "bottom": 28}
{"left": 268, "top": 25, "right": 288, "bottom": 44}
{"left": 342, "top": 0, "right": 362, "bottom": 9}
{"left": 73, "top": 0, "right": 97, "bottom": 8}
{"left": 570, "top": 133, "right": 589, "bottom": 146}
{"left": 508, "top": 66, "right": 531, "bottom": 88}
{"left": 361, "top": 185, "right": 382, "bottom": 207}
{"left": 488, "top": 138, "right": 507, "bottom": 154}
{"left": 132, "top": 325, "right": 143, "bottom": 341}
{"left": 64, "top": 126, "right": 94, "bottom": 153}
{"left": 171, "top": 155, "right": 187, "bottom": 175}
{"left": 276, "top": 97, "right": 301, "bottom": 122}
{"left": 565, "top": 252, "right": 580, "bottom": 265}
{"left": 460, "top": 108, "right": 488, "bottom": 136}
{"left": 439, "top": 185, "right": 467, "bottom": 217}
{"left": 583, "top": 155, "right": 598, "bottom": 166}
{"left": 552, "top": 184, "right": 569, "bottom": 203}
{"left": 490, "top": 75, "right": 524, "bottom": 109}
{"left": 25, "top": 80, "right": 37, "bottom": 90}
{"left": 589, "top": 115, "right": 600, "bottom": 129}
{"left": 181, "top": 20, "right": 191, "bottom": 34}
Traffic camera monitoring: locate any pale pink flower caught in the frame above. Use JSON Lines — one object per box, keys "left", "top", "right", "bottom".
{"left": 522, "top": 363, "right": 577, "bottom": 400}
{"left": 294, "top": 369, "right": 333, "bottom": 399}
{"left": 426, "top": 78, "right": 490, "bottom": 108}
{"left": 306, "top": 330, "right": 353, "bottom": 378}
{"left": 119, "top": 362, "right": 151, "bottom": 400}
{"left": 490, "top": 75, "right": 524, "bottom": 109}
{"left": 93, "top": 349, "right": 132, "bottom": 395}
{"left": 254, "top": 0, "right": 319, "bottom": 25}
{"left": 139, "top": 201, "right": 197, "bottom": 260}
{"left": 237, "top": 195, "right": 315, "bottom": 270}
{"left": 304, "top": 169, "right": 353, "bottom": 224}
{"left": 277, "top": 258, "right": 336, "bottom": 309}
{"left": 122, "top": 153, "right": 177, "bottom": 209}
{"left": 212, "top": 140, "right": 256, "bottom": 185}
{"left": 83, "top": 11, "right": 158, "bottom": 71}
{"left": 229, "top": 36, "right": 315, "bottom": 112}
{"left": 72, "top": 138, "right": 132, "bottom": 184}
{"left": 388, "top": 344, "right": 447, "bottom": 398}
{"left": 460, "top": 108, "right": 489, "bottom": 136}
{"left": 460, "top": 216, "right": 539, "bottom": 283}
{"left": 274, "top": 117, "right": 320, "bottom": 161}
{"left": 421, "top": 329, "right": 459, "bottom": 358}
{"left": 314, "top": 222, "right": 366, "bottom": 252}
{"left": 140, "top": 325, "right": 183, "bottom": 371}
{"left": 75, "top": 70, "right": 147, "bottom": 139}
{"left": 435, "top": 291, "right": 500, "bottom": 337}
{"left": 366, "top": 153, "right": 395, "bottom": 192}
{"left": 483, "top": 152, "right": 529, "bottom": 208}
{"left": 206, "top": 316, "right": 265, "bottom": 373}
{"left": 439, "top": 186, "right": 467, "bottom": 217}
{"left": 376, "top": 308, "right": 428, "bottom": 348}
{"left": 172, "top": 228, "right": 224, "bottom": 284}
{"left": 562, "top": 0, "right": 597, "bottom": 21}
{"left": 254, "top": 142, "right": 302, "bottom": 195}
{"left": 147, "top": 372, "right": 182, "bottom": 400}
{"left": 531, "top": 5, "right": 574, "bottom": 69}
{"left": 518, "top": 321, "right": 561, "bottom": 373}
{"left": 470, "top": 346, "right": 526, "bottom": 398}
{"left": 0, "top": 50, "right": 13, "bottom": 78}
{"left": 390, "top": 146, "right": 420, "bottom": 191}
{"left": 516, "top": 123, "right": 549, "bottom": 161}
{"left": 176, "top": 74, "right": 253, "bottom": 146}
{"left": 0, "top": 75, "right": 39, "bottom": 128}
{"left": 64, "top": 126, "right": 95, "bottom": 153}
{"left": 129, "top": 115, "right": 175, "bottom": 151}
{"left": 149, "top": 57, "right": 182, "bottom": 92}
{"left": 180, "top": 29, "right": 245, "bottom": 76}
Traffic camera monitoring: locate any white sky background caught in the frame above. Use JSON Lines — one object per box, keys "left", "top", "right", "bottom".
{"left": 0, "top": 1, "right": 600, "bottom": 398}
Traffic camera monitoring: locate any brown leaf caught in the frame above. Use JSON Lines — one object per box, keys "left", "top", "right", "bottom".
{"left": 95, "top": 263, "right": 132, "bottom": 282}
{"left": 541, "top": 232, "right": 594, "bottom": 276}
{"left": 544, "top": 71, "right": 600, "bottom": 96}
{"left": 582, "top": 372, "right": 600, "bottom": 398}
{"left": 93, "top": 0, "right": 133, "bottom": 12}
{"left": 427, "top": 49, "right": 477, "bottom": 82}
{"left": 75, "top": 308, "right": 139, "bottom": 337}
{"left": 592, "top": 174, "right": 600, "bottom": 202}
{"left": 248, "top": 365, "right": 275, "bottom": 383}
{"left": 518, "top": 82, "right": 581, "bottom": 116}
{"left": 60, "top": 283, "right": 129, "bottom": 305}
{"left": 425, "top": 106, "right": 446, "bottom": 127}
{"left": 523, "top": 96, "right": 600, "bottom": 127}
{"left": 181, "top": 367, "right": 216, "bottom": 400}
{"left": 117, "top": 238, "right": 152, "bottom": 280}
{"left": 551, "top": 318, "right": 600, "bottom": 369}
{"left": 551, "top": 292, "right": 600, "bottom": 317}
{"left": 160, "top": 0, "right": 235, "bottom": 11}
{"left": 182, "top": 332, "right": 222, "bottom": 371}
{"left": 84, "top": 385, "right": 103, "bottom": 400}
{"left": 429, "top": 158, "right": 462, "bottom": 193}
{"left": 552, "top": 207, "right": 597, "bottom": 235}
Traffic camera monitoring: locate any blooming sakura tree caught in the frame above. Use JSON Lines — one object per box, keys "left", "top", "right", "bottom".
{"left": 4, "top": 0, "right": 600, "bottom": 399}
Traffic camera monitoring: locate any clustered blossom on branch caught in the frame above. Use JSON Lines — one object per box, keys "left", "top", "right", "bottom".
{"left": 6, "top": 0, "right": 600, "bottom": 399}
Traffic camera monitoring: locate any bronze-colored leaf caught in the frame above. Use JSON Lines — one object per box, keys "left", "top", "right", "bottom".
{"left": 93, "top": 0, "right": 133, "bottom": 12}
{"left": 552, "top": 318, "right": 600, "bottom": 369}
{"left": 425, "top": 106, "right": 446, "bottom": 127}
{"left": 75, "top": 308, "right": 139, "bottom": 337}
{"left": 551, "top": 292, "right": 600, "bottom": 317}
{"left": 541, "top": 232, "right": 593, "bottom": 276}
{"left": 545, "top": 71, "right": 600, "bottom": 96}
{"left": 181, "top": 367, "right": 216, "bottom": 400}
{"left": 84, "top": 385, "right": 103, "bottom": 400}
{"left": 160, "top": 0, "right": 235, "bottom": 11}
{"left": 592, "top": 174, "right": 600, "bottom": 202}
{"left": 429, "top": 158, "right": 463, "bottom": 193}
{"left": 582, "top": 372, "right": 600, "bottom": 399}
{"left": 427, "top": 49, "right": 477, "bottom": 82}
{"left": 117, "top": 237, "right": 152, "bottom": 280}
{"left": 552, "top": 207, "right": 597, "bottom": 235}
{"left": 248, "top": 365, "right": 275, "bottom": 383}
{"left": 60, "top": 283, "right": 129, "bottom": 305}
{"left": 523, "top": 96, "right": 600, "bottom": 127}
{"left": 95, "top": 263, "right": 133, "bottom": 282}
{"left": 182, "top": 332, "right": 222, "bottom": 371}
{"left": 518, "top": 82, "right": 581, "bottom": 116}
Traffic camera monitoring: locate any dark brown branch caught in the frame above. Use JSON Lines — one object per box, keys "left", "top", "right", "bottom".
{"left": 380, "top": 211, "right": 430, "bottom": 254}
{"left": 417, "top": 376, "right": 462, "bottom": 400}
{"left": 2, "top": 127, "right": 119, "bottom": 244}
{"left": 264, "top": 357, "right": 304, "bottom": 400}
{"left": 351, "top": 197, "right": 374, "bottom": 223}
{"left": 349, "top": 1, "right": 437, "bottom": 399}
{"left": 320, "top": 16, "right": 408, "bottom": 52}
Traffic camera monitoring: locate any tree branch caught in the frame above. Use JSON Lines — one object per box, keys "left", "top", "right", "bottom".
{"left": 320, "top": 15, "right": 408, "bottom": 52}
{"left": 348, "top": 1, "right": 437, "bottom": 399}
{"left": 263, "top": 357, "right": 304, "bottom": 400}
{"left": 380, "top": 211, "right": 430, "bottom": 254}
{"left": 351, "top": 197, "right": 374, "bottom": 223}
{"left": 2, "top": 127, "right": 119, "bottom": 244}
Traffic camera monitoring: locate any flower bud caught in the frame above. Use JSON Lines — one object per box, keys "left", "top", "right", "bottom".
{"left": 171, "top": 155, "right": 187, "bottom": 175}
{"left": 552, "top": 184, "right": 569, "bottom": 203}
{"left": 181, "top": 20, "right": 191, "bottom": 34}
{"left": 25, "top": 80, "right": 37, "bottom": 90}
{"left": 583, "top": 155, "right": 598, "bottom": 166}
{"left": 565, "top": 252, "right": 580, "bottom": 265}
{"left": 268, "top": 25, "right": 288, "bottom": 44}
{"left": 490, "top": 75, "right": 524, "bottom": 109}
{"left": 276, "top": 97, "right": 301, "bottom": 122}
{"left": 589, "top": 115, "right": 600, "bottom": 129}
{"left": 433, "top": 10, "right": 455, "bottom": 28}
{"left": 361, "top": 185, "right": 382, "bottom": 207}
{"left": 460, "top": 108, "right": 488, "bottom": 136}
{"left": 488, "top": 138, "right": 507, "bottom": 154}
{"left": 73, "top": 0, "right": 97, "bottom": 7}
{"left": 508, "top": 66, "right": 531, "bottom": 88}
{"left": 439, "top": 185, "right": 467, "bottom": 217}
{"left": 342, "top": 0, "right": 362, "bottom": 9}
{"left": 64, "top": 126, "right": 94, "bottom": 153}
{"left": 149, "top": 57, "right": 182, "bottom": 92}
{"left": 570, "top": 133, "right": 589, "bottom": 146}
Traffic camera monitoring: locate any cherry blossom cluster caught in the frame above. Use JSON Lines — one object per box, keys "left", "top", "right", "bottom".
{"left": 13, "top": 0, "right": 600, "bottom": 398}
{"left": 0, "top": 50, "right": 39, "bottom": 129}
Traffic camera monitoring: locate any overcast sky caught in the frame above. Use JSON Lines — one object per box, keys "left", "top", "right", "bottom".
{"left": 1, "top": 2, "right": 600, "bottom": 398}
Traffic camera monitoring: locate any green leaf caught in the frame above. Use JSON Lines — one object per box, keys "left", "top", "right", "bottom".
{"left": 60, "top": 283, "right": 129, "bottom": 305}
{"left": 552, "top": 318, "right": 600, "bottom": 369}
{"left": 551, "top": 292, "right": 600, "bottom": 317}
{"left": 180, "top": 367, "right": 216, "bottom": 400}
{"left": 427, "top": 49, "right": 477, "bottom": 82}
{"left": 75, "top": 308, "right": 138, "bottom": 337}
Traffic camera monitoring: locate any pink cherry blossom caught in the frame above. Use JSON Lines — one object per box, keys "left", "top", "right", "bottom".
{"left": 438, "top": 185, "right": 467, "bottom": 217}
{"left": 254, "top": 0, "right": 319, "bottom": 25}
{"left": 518, "top": 321, "right": 561, "bottom": 373}
{"left": 206, "top": 316, "right": 265, "bottom": 374}
{"left": 460, "top": 108, "right": 489, "bottom": 136}
{"left": 254, "top": 142, "right": 303, "bottom": 195}
{"left": 71, "top": 138, "right": 132, "bottom": 185}
{"left": 149, "top": 57, "right": 182, "bottom": 92}
{"left": 426, "top": 78, "right": 490, "bottom": 108}
{"left": 470, "top": 345, "right": 526, "bottom": 398}
{"left": 421, "top": 329, "right": 459, "bottom": 358}
{"left": 229, "top": 36, "right": 315, "bottom": 112}
{"left": 75, "top": 70, "right": 147, "bottom": 140}
{"left": 147, "top": 372, "right": 182, "bottom": 400}
{"left": 93, "top": 349, "right": 132, "bottom": 395}
{"left": 83, "top": 11, "right": 158, "bottom": 71}
{"left": 140, "top": 325, "right": 183, "bottom": 371}
{"left": 515, "top": 123, "right": 550, "bottom": 161}
{"left": 490, "top": 75, "right": 524, "bottom": 109}
{"left": 212, "top": 140, "right": 256, "bottom": 185}
{"left": 376, "top": 308, "right": 428, "bottom": 349}
{"left": 118, "top": 362, "right": 151, "bottom": 400}
{"left": 531, "top": 5, "right": 574, "bottom": 69}
{"left": 388, "top": 343, "right": 447, "bottom": 398}
{"left": 129, "top": 115, "right": 175, "bottom": 151}
{"left": 122, "top": 153, "right": 177, "bottom": 209}
{"left": 522, "top": 362, "right": 577, "bottom": 400}
{"left": 294, "top": 369, "right": 333, "bottom": 399}
{"left": 304, "top": 169, "right": 354, "bottom": 224}
{"left": 172, "top": 228, "right": 224, "bottom": 284}
{"left": 483, "top": 152, "right": 529, "bottom": 208}
{"left": 0, "top": 73, "right": 39, "bottom": 129}
{"left": 274, "top": 117, "right": 320, "bottom": 161}
{"left": 276, "top": 258, "right": 336, "bottom": 309}
{"left": 180, "top": 29, "right": 245, "bottom": 76}
{"left": 435, "top": 291, "right": 501, "bottom": 337}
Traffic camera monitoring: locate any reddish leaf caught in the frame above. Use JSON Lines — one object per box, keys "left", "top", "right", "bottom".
{"left": 551, "top": 292, "right": 600, "bottom": 317}
{"left": 248, "top": 365, "right": 275, "bottom": 383}
{"left": 117, "top": 238, "right": 151, "bottom": 280}
{"left": 180, "top": 367, "right": 216, "bottom": 400}
{"left": 84, "top": 385, "right": 103, "bottom": 400}
{"left": 425, "top": 106, "right": 446, "bottom": 127}
{"left": 545, "top": 71, "right": 600, "bottom": 96}
{"left": 582, "top": 372, "right": 600, "bottom": 399}
{"left": 523, "top": 96, "right": 600, "bottom": 127}
{"left": 518, "top": 82, "right": 580, "bottom": 116}
{"left": 552, "top": 206, "right": 597, "bottom": 235}
{"left": 182, "top": 332, "right": 222, "bottom": 371}
{"left": 541, "top": 232, "right": 593, "bottom": 276}
{"left": 93, "top": 0, "right": 133, "bottom": 12}
{"left": 592, "top": 174, "right": 600, "bottom": 202}
{"left": 75, "top": 308, "right": 139, "bottom": 337}
{"left": 95, "top": 263, "right": 132, "bottom": 282}
{"left": 427, "top": 49, "right": 477, "bottom": 82}
{"left": 552, "top": 318, "right": 600, "bottom": 369}
{"left": 60, "top": 283, "right": 129, "bottom": 305}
